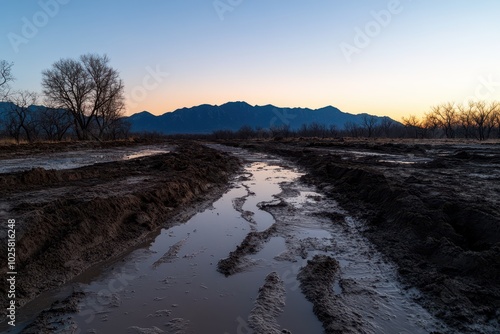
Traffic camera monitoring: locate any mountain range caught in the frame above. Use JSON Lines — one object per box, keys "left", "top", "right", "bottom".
{"left": 126, "top": 101, "right": 397, "bottom": 134}
{"left": 0, "top": 101, "right": 398, "bottom": 135}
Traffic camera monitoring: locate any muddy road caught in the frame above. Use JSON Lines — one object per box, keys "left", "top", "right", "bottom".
{"left": 222, "top": 138, "right": 500, "bottom": 333}
{"left": 0, "top": 141, "right": 239, "bottom": 320}
{"left": 4, "top": 143, "right": 449, "bottom": 333}
{"left": 0, "top": 139, "right": 498, "bottom": 333}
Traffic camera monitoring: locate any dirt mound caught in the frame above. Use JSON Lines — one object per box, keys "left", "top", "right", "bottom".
{"left": 0, "top": 142, "right": 240, "bottom": 314}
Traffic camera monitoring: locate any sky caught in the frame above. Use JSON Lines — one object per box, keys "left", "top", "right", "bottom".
{"left": 1, "top": 0, "right": 500, "bottom": 120}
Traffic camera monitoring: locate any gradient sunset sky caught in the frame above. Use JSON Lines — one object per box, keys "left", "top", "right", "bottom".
{"left": 1, "top": 0, "right": 500, "bottom": 120}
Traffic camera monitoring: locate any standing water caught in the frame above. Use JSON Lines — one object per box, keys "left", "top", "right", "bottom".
{"left": 5, "top": 145, "right": 450, "bottom": 333}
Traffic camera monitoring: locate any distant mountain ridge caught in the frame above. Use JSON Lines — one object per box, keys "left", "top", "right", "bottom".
{"left": 0, "top": 101, "right": 399, "bottom": 135}
{"left": 126, "top": 101, "right": 398, "bottom": 134}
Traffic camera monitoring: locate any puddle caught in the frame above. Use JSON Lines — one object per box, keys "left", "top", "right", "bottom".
{"left": 248, "top": 237, "right": 287, "bottom": 262}
{"left": 378, "top": 158, "right": 431, "bottom": 164}
{"left": 0, "top": 145, "right": 172, "bottom": 173}
{"left": 4, "top": 145, "right": 453, "bottom": 334}
{"left": 124, "top": 149, "right": 170, "bottom": 160}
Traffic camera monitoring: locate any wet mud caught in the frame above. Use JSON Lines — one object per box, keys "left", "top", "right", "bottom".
{"left": 20, "top": 290, "right": 85, "bottom": 334}
{"left": 217, "top": 225, "right": 278, "bottom": 276}
{"left": 248, "top": 272, "right": 288, "bottom": 334}
{"left": 297, "top": 254, "right": 371, "bottom": 334}
{"left": 223, "top": 138, "right": 500, "bottom": 333}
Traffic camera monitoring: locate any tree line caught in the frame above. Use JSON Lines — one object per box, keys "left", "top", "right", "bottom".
{"left": 211, "top": 117, "right": 407, "bottom": 140}
{"left": 0, "top": 55, "right": 130, "bottom": 143}
{"left": 211, "top": 105, "right": 500, "bottom": 141}
{"left": 402, "top": 101, "right": 500, "bottom": 140}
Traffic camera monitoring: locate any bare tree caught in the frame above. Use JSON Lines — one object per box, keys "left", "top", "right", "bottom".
{"left": 268, "top": 124, "right": 294, "bottom": 139}
{"left": 41, "top": 54, "right": 125, "bottom": 140}
{"left": 296, "top": 123, "right": 328, "bottom": 138}
{"left": 378, "top": 117, "right": 394, "bottom": 138}
{"left": 488, "top": 103, "right": 500, "bottom": 139}
{"left": 236, "top": 125, "right": 255, "bottom": 140}
{"left": 343, "top": 122, "right": 361, "bottom": 137}
{"left": 6, "top": 90, "right": 38, "bottom": 142}
{"left": 429, "top": 102, "right": 458, "bottom": 138}
{"left": 457, "top": 102, "right": 476, "bottom": 139}
{"left": 422, "top": 111, "right": 441, "bottom": 138}
{"left": 254, "top": 126, "right": 270, "bottom": 139}
{"left": 0, "top": 60, "right": 14, "bottom": 100}
{"left": 38, "top": 106, "right": 73, "bottom": 141}
{"left": 494, "top": 108, "right": 500, "bottom": 138}
{"left": 106, "top": 118, "right": 131, "bottom": 140}
{"left": 328, "top": 124, "right": 339, "bottom": 137}
{"left": 469, "top": 101, "right": 498, "bottom": 140}
{"left": 402, "top": 114, "right": 423, "bottom": 138}
{"left": 309, "top": 123, "right": 328, "bottom": 138}
{"left": 95, "top": 92, "right": 125, "bottom": 139}
{"left": 361, "top": 114, "right": 378, "bottom": 138}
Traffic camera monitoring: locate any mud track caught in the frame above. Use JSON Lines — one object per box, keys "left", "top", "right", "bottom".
{"left": 298, "top": 254, "right": 372, "bottom": 334}
{"left": 248, "top": 272, "right": 288, "bottom": 334}
{"left": 0, "top": 141, "right": 240, "bottom": 315}
{"left": 222, "top": 138, "right": 500, "bottom": 332}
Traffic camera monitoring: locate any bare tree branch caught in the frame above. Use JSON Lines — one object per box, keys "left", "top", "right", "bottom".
{"left": 41, "top": 54, "right": 125, "bottom": 140}
{"left": 0, "top": 60, "right": 15, "bottom": 101}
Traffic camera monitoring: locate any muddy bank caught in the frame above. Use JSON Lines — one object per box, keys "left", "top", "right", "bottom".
{"left": 248, "top": 272, "right": 288, "bottom": 334}
{"left": 0, "top": 142, "right": 240, "bottom": 316}
{"left": 298, "top": 254, "right": 373, "bottom": 334}
{"left": 222, "top": 139, "right": 500, "bottom": 332}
